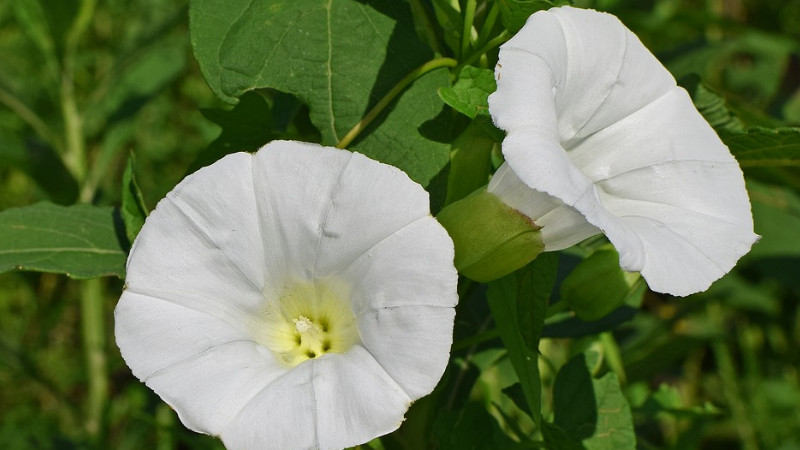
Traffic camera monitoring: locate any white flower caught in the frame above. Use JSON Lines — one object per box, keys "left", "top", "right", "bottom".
{"left": 487, "top": 6, "right": 759, "bottom": 296}
{"left": 114, "top": 140, "right": 457, "bottom": 449}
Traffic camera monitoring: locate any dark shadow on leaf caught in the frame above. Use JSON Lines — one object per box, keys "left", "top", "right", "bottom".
{"left": 553, "top": 353, "right": 598, "bottom": 440}
{"left": 112, "top": 207, "right": 132, "bottom": 258}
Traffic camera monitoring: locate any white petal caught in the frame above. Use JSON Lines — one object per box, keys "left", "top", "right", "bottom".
{"left": 124, "top": 163, "right": 268, "bottom": 326}
{"left": 357, "top": 305, "right": 455, "bottom": 399}
{"left": 115, "top": 291, "right": 251, "bottom": 380}
{"left": 313, "top": 347, "right": 412, "bottom": 449}
{"left": 338, "top": 216, "right": 458, "bottom": 311}
{"left": 144, "top": 340, "right": 287, "bottom": 436}
{"left": 217, "top": 363, "right": 317, "bottom": 450}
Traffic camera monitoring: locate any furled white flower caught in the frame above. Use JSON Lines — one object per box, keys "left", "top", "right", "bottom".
{"left": 487, "top": 6, "right": 759, "bottom": 296}
{"left": 115, "top": 140, "right": 457, "bottom": 449}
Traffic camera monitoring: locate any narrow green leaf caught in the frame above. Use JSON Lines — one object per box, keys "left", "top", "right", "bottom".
{"left": 438, "top": 65, "right": 495, "bottom": 119}
{"left": 487, "top": 253, "right": 558, "bottom": 425}
{"left": 497, "top": 0, "right": 567, "bottom": 34}
{"left": 722, "top": 127, "right": 800, "bottom": 166}
{"left": 637, "top": 384, "right": 723, "bottom": 419}
{"left": 121, "top": 153, "right": 148, "bottom": 244}
{"left": 560, "top": 247, "right": 642, "bottom": 322}
{"left": 189, "top": 0, "right": 451, "bottom": 189}
{"left": 0, "top": 202, "right": 127, "bottom": 279}
{"left": 549, "top": 352, "right": 636, "bottom": 450}
{"left": 10, "top": 0, "right": 59, "bottom": 78}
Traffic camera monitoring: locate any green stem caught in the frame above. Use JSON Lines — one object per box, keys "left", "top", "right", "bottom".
{"left": 80, "top": 278, "right": 108, "bottom": 441}
{"left": 408, "top": 0, "right": 444, "bottom": 56}
{"left": 336, "top": 57, "right": 458, "bottom": 149}
{"left": 460, "top": 0, "right": 477, "bottom": 59}
{"left": 460, "top": 30, "right": 509, "bottom": 69}
{"left": 599, "top": 332, "right": 626, "bottom": 385}
{"left": 475, "top": 1, "right": 500, "bottom": 49}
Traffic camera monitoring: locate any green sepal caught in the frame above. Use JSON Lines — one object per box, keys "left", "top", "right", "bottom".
{"left": 437, "top": 187, "right": 543, "bottom": 282}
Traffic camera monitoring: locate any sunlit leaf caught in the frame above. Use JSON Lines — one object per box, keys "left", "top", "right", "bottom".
{"left": 438, "top": 65, "right": 495, "bottom": 119}
{"left": 0, "top": 202, "right": 126, "bottom": 279}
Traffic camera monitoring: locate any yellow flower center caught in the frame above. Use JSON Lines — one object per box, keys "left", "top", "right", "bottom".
{"left": 255, "top": 281, "right": 358, "bottom": 367}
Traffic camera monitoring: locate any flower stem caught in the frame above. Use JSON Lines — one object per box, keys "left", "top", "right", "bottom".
{"left": 335, "top": 57, "right": 458, "bottom": 149}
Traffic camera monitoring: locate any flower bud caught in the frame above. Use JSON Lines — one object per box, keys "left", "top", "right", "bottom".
{"left": 437, "top": 186, "right": 544, "bottom": 282}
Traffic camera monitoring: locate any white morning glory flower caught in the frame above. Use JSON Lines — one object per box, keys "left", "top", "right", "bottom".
{"left": 487, "top": 6, "right": 759, "bottom": 296}
{"left": 115, "top": 140, "right": 457, "bottom": 449}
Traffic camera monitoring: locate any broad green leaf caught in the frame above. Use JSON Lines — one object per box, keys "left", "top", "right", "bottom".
{"left": 190, "top": 0, "right": 451, "bottom": 189}
{"left": 550, "top": 352, "right": 636, "bottom": 450}
{"left": 487, "top": 253, "right": 558, "bottom": 425}
{"left": 722, "top": 127, "right": 800, "bottom": 166}
{"left": 193, "top": 91, "right": 276, "bottom": 172}
{"left": 497, "top": 0, "right": 567, "bottom": 34}
{"left": 121, "top": 153, "right": 148, "bottom": 244}
{"left": 433, "top": 403, "right": 520, "bottom": 450}
{"left": 0, "top": 202, "right": 127, "bottom": 279}
{"left": 438, "top": 65, "right": 495, "bottom": 119}
{"left": 560, "top": 247, "right": 643, "bottom": 322}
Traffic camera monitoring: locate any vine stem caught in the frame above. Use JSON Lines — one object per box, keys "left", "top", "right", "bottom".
{"left": 459, "top": 30, "right": 510, "bottom": 70}
{"left": 335, "top": 57, "right": 458, "bottom": 149}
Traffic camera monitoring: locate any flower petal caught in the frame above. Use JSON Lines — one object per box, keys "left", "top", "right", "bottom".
{"left": 124, "top": 153, "right": 268, "bottom": 325}
{"left": 338, "top": 217, "right": 458, "bottom": 311}
{"left": 357, "top": 305, "right": 456, "bottom": 399}
{"left": 115, "top": 291, "right": 252, "bottom": 380}
{"left": 250, "top": 141, "right": 432, "bottom": 286}
{"left": 143, "top": 339, "right": 286, "bottom": 436}
{"left": 313, "top": 346, "right": 412, "bottom": 449}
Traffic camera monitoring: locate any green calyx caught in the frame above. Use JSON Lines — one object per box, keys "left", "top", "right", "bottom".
{"left": 437, "top": 186, "right": 544, "bottom": 282}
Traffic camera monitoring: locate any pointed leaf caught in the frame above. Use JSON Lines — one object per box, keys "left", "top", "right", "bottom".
{"left": 121, "top": 153, "right": 148, "bottom": 243}
{"left": 438, "top": 65, "right": 495, "bottom": 119}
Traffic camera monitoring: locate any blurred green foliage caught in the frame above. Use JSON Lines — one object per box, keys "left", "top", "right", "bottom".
{"left": 1, "top": 0, "right": 799, "bottom": 449}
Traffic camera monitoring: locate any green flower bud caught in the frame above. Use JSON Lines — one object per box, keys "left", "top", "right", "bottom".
{"left": 437, "top": 186, "right": 544, "bottom": 282}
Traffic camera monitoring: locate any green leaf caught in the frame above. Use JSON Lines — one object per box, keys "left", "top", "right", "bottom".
{"left": 193, "top": 91, "right": 276, "bottom": 172}
{"left": 560, "top": 247, "right": 643, "bottom": 322}
{"left": 10, "top": 0, "right": 59, "bottom": 78}
{"left": 679, "top": 74, "right": 745, "bottom": 133}
{"left": 497, "top": 0, "right": 567, "bottom": 34}
{"left": 487, "top": 253, "right": 558, "bottom": 425}
{"left": 0, "top": 202, "right": 127, "bottom": 279}
{"left": 121, "top": 153, "right": 148, "bottom": 244}
{"left": 433, "top": 403, "right": 520, "bottom": 450}
{"left": 190, "top": 0, "right": 450, "bottom": 189}
{"left": 636, "top": 384, "right": 723, "bottom": 419}
{"left": 438, "top": 65, "right": 495, "bottom": 119}
{"left": 550, "top": 352, "right": 636, "bottom": 450}
{"left": 722, "top": 127, "right": 800, "bottom": 166}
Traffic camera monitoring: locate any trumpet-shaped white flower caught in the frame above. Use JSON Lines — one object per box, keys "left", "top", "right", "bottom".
{"left": 115, "top": 140, "right": 457, "bottom": 450}
{"left": 487, "top": 6, "right": 759, "bottom": 296}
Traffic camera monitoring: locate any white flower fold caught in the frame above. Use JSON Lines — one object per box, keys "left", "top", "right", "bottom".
{"left": 115, "top": 140, "right": 458, "bottom": 450}
{"left": 487, "top": 6, "right": 759, "bottom": 296}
